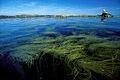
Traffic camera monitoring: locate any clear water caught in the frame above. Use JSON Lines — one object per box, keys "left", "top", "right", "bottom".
{"left": 0, "top": 17, "right": 120, "bottom": 80}
{"left": 0, "top": 17, "right": 120, "bottom": 55}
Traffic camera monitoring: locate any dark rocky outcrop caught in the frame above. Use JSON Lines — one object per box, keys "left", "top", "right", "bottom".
{"left": 101, "top": 13, "right": 113, "bottom": 17}
{"left": 101, "top": 9, "right": 113, "bottom": 17}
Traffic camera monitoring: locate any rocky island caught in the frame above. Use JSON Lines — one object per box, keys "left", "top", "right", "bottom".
{"left": 100, "top": 9, "right": 113, "bottom": 17}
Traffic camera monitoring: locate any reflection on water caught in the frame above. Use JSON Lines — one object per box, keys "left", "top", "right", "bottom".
{"left": 101, "top": 17, "right": 108, "bottom": 22}
{"left": 0, "top": 17, "right": 120, "bottom": 80}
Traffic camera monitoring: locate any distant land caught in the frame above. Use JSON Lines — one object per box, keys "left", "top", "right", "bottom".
{"left": 0, "top": 14, "right": 120, "bottom": 18}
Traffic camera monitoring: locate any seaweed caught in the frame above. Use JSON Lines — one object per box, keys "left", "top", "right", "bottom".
{"left": 8, "top": 30, "right": 120, "bottom": 80}
{"left": 1, "top": 17, "right": 120, "bottom": 80}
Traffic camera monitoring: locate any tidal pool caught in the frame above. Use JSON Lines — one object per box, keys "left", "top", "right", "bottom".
{"left": 0, "top": 17, "right": 120, "bottom": 80}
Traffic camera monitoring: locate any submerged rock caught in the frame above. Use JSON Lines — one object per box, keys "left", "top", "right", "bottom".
{"left": 101, "top": 9, "right": 113, "bottom": 17}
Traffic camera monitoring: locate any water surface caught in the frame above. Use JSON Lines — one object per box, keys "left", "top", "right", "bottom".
{"left": 0, "top": 17, "right": 120, "bottom": 80}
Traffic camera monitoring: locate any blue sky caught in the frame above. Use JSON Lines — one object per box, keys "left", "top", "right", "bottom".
{"left": 0, "top": 0, "right": 120, "bottom": 15}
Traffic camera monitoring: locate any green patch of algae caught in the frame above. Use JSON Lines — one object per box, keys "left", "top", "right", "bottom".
{"left": 45, "top": 26, "right": 56, "bottom": 32}
{"left": 10, "top": 29, "right": 120, "bottom": 80}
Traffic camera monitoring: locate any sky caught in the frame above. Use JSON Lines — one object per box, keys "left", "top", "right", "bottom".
{"left": 0, "top": 0, "right": 120, "bottom": 15}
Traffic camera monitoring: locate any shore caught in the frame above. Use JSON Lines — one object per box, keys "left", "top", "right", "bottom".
{"left": 0, "top": 14, "right": 120, "bottom": 18}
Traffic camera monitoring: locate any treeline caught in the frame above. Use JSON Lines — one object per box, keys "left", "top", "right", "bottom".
{"left": 0, "top": 14, "right": 98, "bottom": 18}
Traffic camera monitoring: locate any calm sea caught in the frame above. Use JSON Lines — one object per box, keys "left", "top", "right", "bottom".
{"left": 0, "top": 17, "right": 120, "bottom": 80}
{"left": 0, "top": 17, "right": 120, "bottom": 55}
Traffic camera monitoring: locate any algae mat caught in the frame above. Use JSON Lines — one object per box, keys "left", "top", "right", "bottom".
{"left": 0, "top": 17, "right": 120, "bottom": 80}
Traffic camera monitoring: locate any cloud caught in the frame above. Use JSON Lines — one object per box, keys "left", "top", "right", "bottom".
{"left": 17, "top": 2, "right": 37, "bottom": 8}
{"left": 0, "top": 5, "right": 107, "bottom": 15}
{"left": 0, "top": 10, "right": 13, "bottom": 15}
{"left": 116, "top": 8, "right": 120, "bottom": 9}
{"left": 90, "top": 7, "right": 106, "bottom": 10}
{"left": 11, "top": 8, "right": 16, "bottom": 9}
{"left": 18, "top": 9, "right": 41, "bottom": 15}
{"left": 15, "top": 6, "right": 84, "bottom": 15}
{"left": 83, "top": 7, "right": 106, "bottom": 11}
{"left": 77, "top": 7, "right": 106, "bottom": 15}
{"left": 18, "top": 5, "right": 24, "bottom": 8}
{"left": 23, "top": 2, "right": 37, "bottom": 7}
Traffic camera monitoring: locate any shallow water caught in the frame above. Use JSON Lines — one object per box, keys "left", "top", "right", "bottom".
{"left": 0, "top": 17, "right": 120, "bottom": 54}
{"left": 0, "top": 17, "right": 120, "bottom": 80}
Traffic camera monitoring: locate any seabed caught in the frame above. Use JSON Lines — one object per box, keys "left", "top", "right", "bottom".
{"left": 0, "top": 17, "right": 120, "bottom": 80}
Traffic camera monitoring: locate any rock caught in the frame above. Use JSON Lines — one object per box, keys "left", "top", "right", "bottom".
{"left": 101, "top": 9, "right": 113, "bottom": 17}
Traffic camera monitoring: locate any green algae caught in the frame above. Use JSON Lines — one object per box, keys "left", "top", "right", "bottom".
{"left": 32, "top": 39, "right": 57, "bottom": 44}
{"left": 10, "top": 31, "right": 120, "bottom": 79}
{"left": 45, "top": 26, "right": 56, "bottom": 32}
{"left": 35, "top": 38, "right": 119, "bottom": 80}
{"left": 65, "top": 35, "right": 86, "bottom": 40}
{"left": 6, "top": 19, "right": 120, "bottom": 80}
{"left": 42, "top": 32, "right": 58, "bottom": 35}
{"left": 89, "top": 41, "right": 120, "bottom": 48}
{"left": 65, "top": 25, "right": 77, "bottom": 28}
{"left": 42, "top": 31, "right": 60, "bottom": 38}
{"left": 32, "top": 36, "right": 64, "bottom": 44}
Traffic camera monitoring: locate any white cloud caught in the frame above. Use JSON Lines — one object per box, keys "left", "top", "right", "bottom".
{"left": 17, "top": 2, "right": 37, "bottom": 8}
{"left": 77, "top": 7, "right": 106, "bottom": 15}
{"left": 0, "top": 5, "right": 107, "bottom": 15}
{"left": 18, "top": 5, "right": 24, "bottom": 8}
{"left": 11, "top": 8, "right": 16, "bottom": 9}
{"left": 16, "top": 6, "right": 73, "bottom": 15}
{"left": 116, "top": 8, "right": 120, "bottom": 9}
{"left": 0, "top": 10, "right": 13, "bottom": 15}
{"left": 23, "top": 2, "right": 37, "bottom": 7}
{"left": 82, "top": 7, "right": 106, "bottom": 11}
{"left": 90, "top": 7, "right": 106, "bottom": 10}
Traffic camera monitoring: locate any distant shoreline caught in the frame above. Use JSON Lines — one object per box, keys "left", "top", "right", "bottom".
{"left": 0, "top": 14, "right": 120, "bottom": 18}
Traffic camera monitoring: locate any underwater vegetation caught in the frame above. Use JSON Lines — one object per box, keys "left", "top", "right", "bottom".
{"left": 0, "top": 17, "right": 120, "bottom": 80}
{"left": 4, "top": 33, "right": 120, "bottom": 80}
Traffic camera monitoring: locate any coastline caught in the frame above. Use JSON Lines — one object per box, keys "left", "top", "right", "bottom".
{"left": 0, "top": 14, "right": 120, "bottom": 18}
